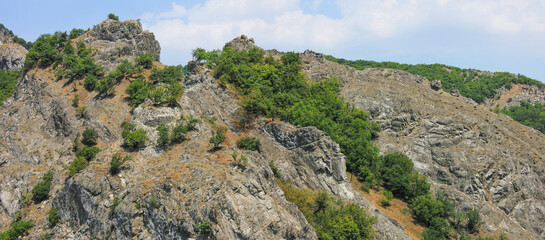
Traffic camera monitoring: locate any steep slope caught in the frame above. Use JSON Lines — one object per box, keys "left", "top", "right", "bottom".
{"left": 0, "top": 20, "right": 414, "bottom": 239}
{"left": 302, "top": 51, "right": 545, "bottom": 239}
{"left": 0, "top": 24, "right": 14, "bottom": 46}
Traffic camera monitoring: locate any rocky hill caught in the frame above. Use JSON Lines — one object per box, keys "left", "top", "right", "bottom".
{"left": 302, "top": 51, "right": 545, "bottom": 239}
{"left": 0, "top": 24, "right": 14, "bottom": 46}
{"left": 0, "top": 18, "right": 544, "bottom": 240}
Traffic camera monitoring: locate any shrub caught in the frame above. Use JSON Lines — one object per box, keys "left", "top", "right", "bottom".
{"left": 108, "top": 13, "right": 119, "bottom": 21}
{"left": 84, "top": 74, "right": 97, "bottom": 91}
{"left": 125, "top": 77, "right": 150, "bottom": 107}
{"left": 47, "top": 207, "right": 60, "bottom": 228}
{"left": 31, "top": 171, "right": 53, "bottom": 202}
{"left": 380, "top": 190, "right": 393, "bottom": 207}
{"left": 209, "top": 132, "right": 225, "bottom": 148}
{"left": 110, "top": 197, "right": 121, "bottom": 210}
{"left": 196, "top": 221, "right": 212, "bottom": 235}
{"left": 236, "top": 137, "right": 261, "bottom": 151}
{"left": 81, "top": 128, "right": 98, "bottom": 145}
{"left": 422, "top": 217, "right": 452, "bottom": 240}
{"left": 156, "top": 124, "right": 170, "bottom": 147}
{"left": 75, "top": 145, "right": 101, "bottom": 161}
{"left": 67, "top": 156, "right": 88, "bottom": 176}
{"left": 0, "top": 218, "right": 34, "bottom": 240}
{"left": 136, "top": 53, "right": 154, "bottom": 69}
{"left": 0, "top": 69, "right": 20, "bottom": 106}
{"left": 72, "top": 94, "right": 79, "bottom": 107}
{"left": 466, "top": 209, "right": 481, "bottom": 232}
{"left": 410, "top": 194, "right": 452, "bottom": 225}
{"left": 122, "top": 124, "right": 148, "bottom": 149}
{"left": 110, "top": 153, "right": 131, "bottom": 175}
{"left": 269, "top": 162, "right": 282, "bottom": 178}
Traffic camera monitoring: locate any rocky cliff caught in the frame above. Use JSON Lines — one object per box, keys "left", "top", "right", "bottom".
{"left": 0, "top": 42, "right": 27, "bottom": 71}
{"left": 301, "top": 51, "right": 545, "bottom": 239}
{"left": 1, "top": 18, "right": 544, "bottom": 240}
{"left": 0, "top": 25, "right": 13, "bottom": 46}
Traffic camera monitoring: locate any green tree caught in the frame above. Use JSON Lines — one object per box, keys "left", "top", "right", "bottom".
{"left": 156, "top": 124, "right": 170, "bottom": 147}
{"left": 82, "top": 128, "right": 98, "bottom": 145}
{"left": 136, "top": 53, "right": 154, "bottom": 69}
{"left": 236, "top": 137, "right": 261, "bottom": 151}
{"left": 67, "top": 156, "right": 88, "bottom": 176}
{"left": 47, "top": 207, "right": 60, "bottom": 228}
{"left": 108, "top": 13, "right": 119, "bottom": 21}
{"left": 110, "top": 153, "right": 131, "bottom": 175}
{"left": 31, "top": 171, "right": 53, "bottom": 202}
{"left": 209, "top": 131, "right": 225, "bottom": 148}
{"left": 466, "top": 209, "right": 481, "bottom": 232}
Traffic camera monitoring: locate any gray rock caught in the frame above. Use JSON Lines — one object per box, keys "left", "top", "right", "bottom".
{"left": 0, "top": 42, "right": 27, "bottom": 71}
{"left": 81, "top": 19, "right": 160, "bottom": 73}
{"left": 223, "top": 35, "right": 259, "bottom": 52}
{"left": 450, "top": 87, "right": 460, "bottom": 97}
{"left": 430, "top": 79, "right": 442, "bottom": 91}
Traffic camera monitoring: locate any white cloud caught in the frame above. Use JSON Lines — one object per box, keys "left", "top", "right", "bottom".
{"left": 142, "top": 0, "right": 545, "bottom": 82}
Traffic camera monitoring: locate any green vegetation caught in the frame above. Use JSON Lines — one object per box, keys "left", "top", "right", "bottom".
{"left": 31, "top": 170, "right": 53, "bottom": 202}
{"left": 121, "top": 122, "right": 148, "bottom": 149}
{"left": 125, "top": 65, "right": 184, "bottom": 107}
{"left": 381, "top": 153, "right": 430, "bottom": 199}
{"left": 0, "top": 213, "right": 34, "bottom": 240}
{"left": 278, "top": 180, "right": 376, "bottom": 239}
{"left": 196, "top": 221, "right": 213, "bottom": 235}
{"left": 47, "top": 207, "right": 60, "bottom": 228}
{"left": 231, "top": 151, "right": 248, "bottom": 167}
{"left": 209, "top": 131, "right": 226, "bottom": 148}
{"left": 135, "top": 53, "right": 154, "bottom": 69}
{"left": 269, "top": 162, "right": 282, "bottom": 178}
{"left": 154, "top": 116, "right": 200, "bottom": 149}
{"left": 108, "top": 13, "right": 119, "bottom": 21}
{"left": 0, "top": 69, "right": 19, "bottom": 106}
{"left": 81, "top": 127, "right": 98, "bottom": 145}
{"left": 110, "top": 197, "right": 121, "bottom": 210}
{"left": 12, "top": 36, "right": 33, "bottom": 49}
{"left": 379, "top": 190, "right": 393, "bottom": 207}
{"left": 466, "top": 209, "right": 481, "bottom": 232}
{"left": 110, "top": 153, "right": 131, "bottom": 175}
{"left": 156, "top": 124, "right": 170, "bottom": 147}
{"left": 75, "top": 145, "right": 101, "bottom": 161}
{"left": 325, "top": 55, "right": 545, "bottom": 104}
{"left": 495, "top": 101, "right": 545, "bottom": 133}
{"left": 236, "top": 137, "right": 261, "bottom": 151}
{"left": 67, "top": 156, "right": 88, "bottom": 176}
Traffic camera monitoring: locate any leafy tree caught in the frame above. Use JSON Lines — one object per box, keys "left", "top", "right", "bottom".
{"left": 496, "top": 101, "right": 545, "bottom": 133}
{"left": 156, "top": 124, "right": 170, "bottom": 147}
{"left": 108, "top": 13, "right": 119, "bottom": 21}
{"left": 67, "top": 156, "right": 88, "bottom": 176}
{"left": 236, "top": 137, "right": 261, "bottom": 151}
{"left": 380, "top": 190, "right": 393, "bottom": 207}
{"left": 82, "top": 128, "right": 98, "bottom": 145}
{"left": 209, "top": 131, "right": 225, "bottom": 148}
{"left": 121, "top": 123, "right": 148, "bottom": 149}
{"left": 31, "top": 171, "right": 53, "bottom": 202}
{"left": 110, "top": 153, "right": 131, "bottom": 175}
{"left": 125, "top": 77, "right": 150, "bottom": 107}
{"left": 0, "top": 69, "right": 20, "bottom": 106}
{"left": 466, "top": 209, "right": 481, "bottom": 232}
{"left": 75, "top": 145, "right": 101, "bottom": 161}
{"left": 0, "top": 217, "right": 34, "bottom": 240}
{"left": 136, "top": 53, "right": 154, "bottom": 68}
{"left": 47, "top": 207, "right": 60, "bottom": 228}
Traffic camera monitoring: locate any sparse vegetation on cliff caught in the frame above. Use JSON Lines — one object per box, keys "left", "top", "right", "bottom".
{"left": 0, "top": 69, "right": 19, "bottom": 105}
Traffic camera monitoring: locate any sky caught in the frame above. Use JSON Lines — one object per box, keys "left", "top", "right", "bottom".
{"left": 2, "top": 0, "right": 545, "bottom": 82}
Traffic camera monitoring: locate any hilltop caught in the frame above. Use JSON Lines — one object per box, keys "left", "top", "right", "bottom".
{"left": 0, "top": 17, "right": 544, "bottom": 240}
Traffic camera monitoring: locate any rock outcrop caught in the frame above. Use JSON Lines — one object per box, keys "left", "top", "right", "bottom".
{"left": 494, "top": 84, "right": 545, "bottom": 108}
{"left": 224, "top": 35, "right": 259, "bottom": 52}
{"left": 301, "top": 51, "right": 545, "bottom": 239}
{"left": 0, "top": 25, "right": 13, "bottom": 46}
{"left": 0, "top": 42, "right": 27, "bottom": 71}
{"left": 80, "top": 19, "right": 160, "bottom": 73}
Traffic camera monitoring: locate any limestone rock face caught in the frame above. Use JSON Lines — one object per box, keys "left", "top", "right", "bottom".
{"left": 301, "top": 51, "right": 545, "bottom": 239}
{"left": 81, "top": 19, "right": 160, "bottom": 73}
{"left": 0, "top": 42, "right": 27, "bottom": 71}
{"left": 223, "top": 35, "right": 259, "bottom": 51}
{"left": 0, "top": 26, "right": 13, "bottom": 46}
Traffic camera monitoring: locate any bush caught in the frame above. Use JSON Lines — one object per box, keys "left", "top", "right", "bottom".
{"left": 156, "top": 124, "right": 170, "bottom": 147}
{"left": 136, "top": 53, "right": 154, "bottom": 69}
{"left": 110, "top": 153, "right": 131, "bottom": 175}
{"left": 0, "top": 69, "right": 20, "bottom": 106}
{"left": 75, "top": 145, "right": 101, "bottom": 161}
{"left": 47, "top": 207, "right": 60, "bottom": 228}
{"left": 122, "top": 123, "right": 148, "bottom": 149}
{"left": 84, "top": 74, "right": 98, "bottom": 91}
{"left": 466, "top": 209, "right": 481, "bottom": 232}
{"left": 410, "top": 194, "right": 452, "bottom": 225}
{"left": 0, "top": 219, "right": 34, "bottom": 240}
{"left": 380, "top": 190, "right": 393, "bottom": 207}
{"left": 236, "top": 137, "right": 261, "bottom": 151}
{"left": 108, "top": 13, "right": 119, "bottom": 21}
{"left": 209, "top": 132, "right": 225, "bottom": 148}
{"left": 196, "top": 221, "right": 212, "bottom": 235}
{"left": 269, "top": 162, "right": 282, "bottom": 178}
{"left": 81, "top": 128, "right": 98, "bottom": 145}
{"left": 31, "top": 171, "right": 53, "bottom": 202}
{"left": 72, "top": 94, "right": 79, "bottom": 107}
{"left": 422, "top": 217, "right": 452, "bottom": 240}
{"left": 67, "top": 156, "right": 88, "bottom": 176}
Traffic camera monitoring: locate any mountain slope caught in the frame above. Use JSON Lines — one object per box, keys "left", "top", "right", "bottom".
{"left": 302, "top": 51, "right": 545, "bottom": 239}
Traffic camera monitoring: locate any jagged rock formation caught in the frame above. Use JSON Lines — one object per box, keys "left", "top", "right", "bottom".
{"left": 0, "top": 25, "right": 13, "bottom": 46}
{"left": 494, "top": 84, "right": 545, "bottom": 108}
{"left": 80, "top": 19, "right": 161, "bottom": 73}
{"left": 301, "top": 51, "right": 545, "bottom": 239}
{"left": 0, "top": 42, "right": 27, "bottom": 71}
{"left": 223, "top": 35, "right": 259, "bottom": 52}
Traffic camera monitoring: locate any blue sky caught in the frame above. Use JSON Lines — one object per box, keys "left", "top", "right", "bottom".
{"left": 2, "top": 0, "right": 545, "bottom": 82}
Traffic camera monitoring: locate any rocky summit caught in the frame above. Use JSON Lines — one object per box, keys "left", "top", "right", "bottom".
{"left": 0, "top": 17, "right": 544, "bottom": 240}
